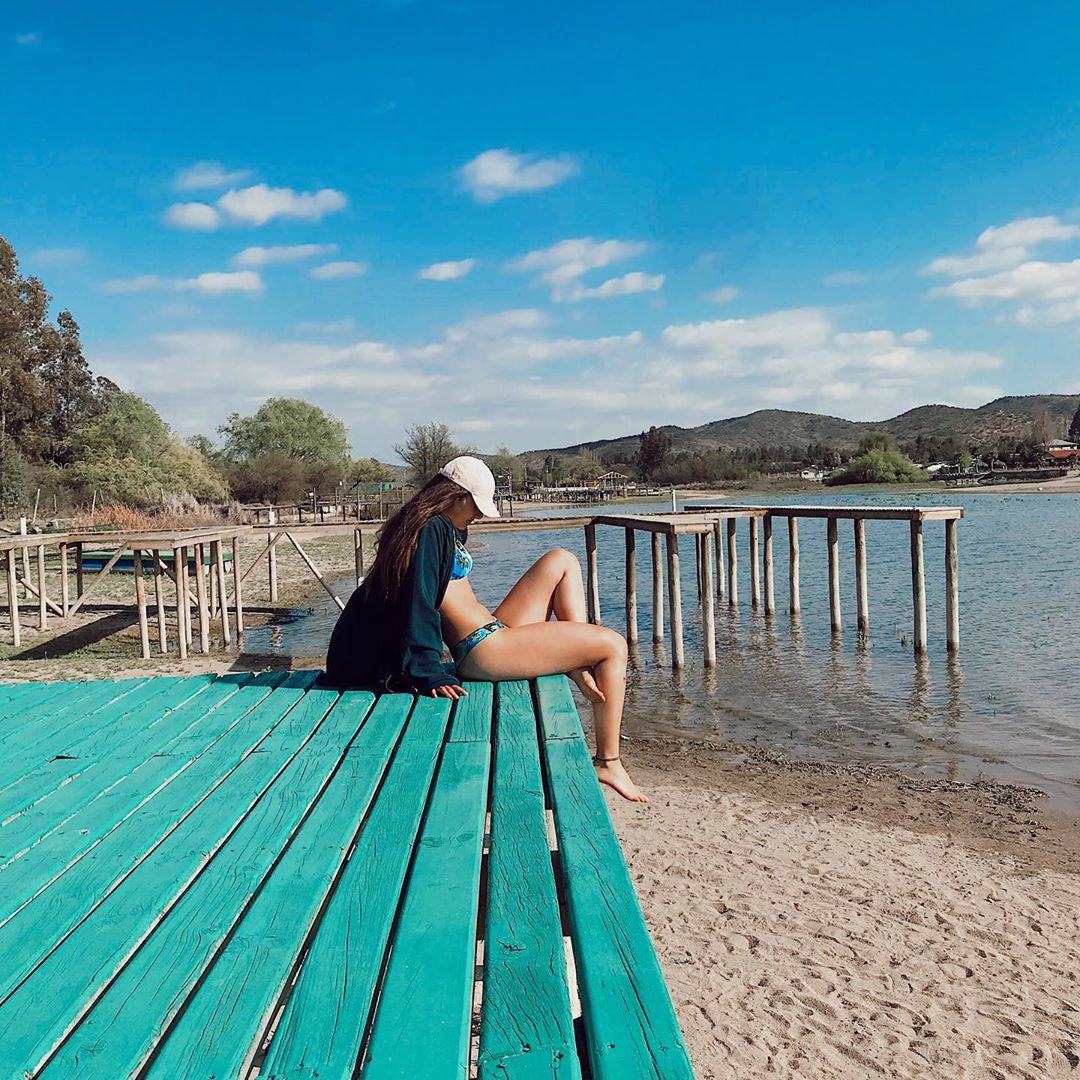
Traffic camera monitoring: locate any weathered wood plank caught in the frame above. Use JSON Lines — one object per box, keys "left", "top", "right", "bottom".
{"left": 0, "top": 678, "right": 337, "bottom": 1072}
{"left": 448, "top": 678, "right": 494, "bottom": 742}
{"left": 479, "top": 680, "right": 580, "bottom": 1079}
{"left": 537, "top": 679, "right": 694, "bottom": 1079}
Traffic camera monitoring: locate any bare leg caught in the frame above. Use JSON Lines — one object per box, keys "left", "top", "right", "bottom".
{"left": 459, "top": 620, "right": 645, "bottom": 803}
{"left": 494, "top": 549, "right": 603, "bottom": 702}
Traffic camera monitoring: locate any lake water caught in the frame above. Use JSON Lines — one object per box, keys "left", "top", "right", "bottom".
{"left": 243, "top": 490, "right": 1080, "bottom": 808}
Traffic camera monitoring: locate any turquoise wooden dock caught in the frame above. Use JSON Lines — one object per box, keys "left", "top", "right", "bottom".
{"left": 0, "top": 672, "right": 694, "bottom": 1079}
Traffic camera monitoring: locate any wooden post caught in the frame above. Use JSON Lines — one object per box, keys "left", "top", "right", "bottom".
{"left": 152, "top": 548, "right": 167, "bottom": 653}
{"left": 354, "top": 529, "right": 365, "bottom": 588}
{"left": 702, "top": 529, "right": 716, "bottom": 666}
{"left": 59, "top": 543, "right": 69, "bottom": 617}
{"left": 6, "top": 548, "right": 20, "bottom": 647}
{"left": 624, "top": 528, "right": 638, "bottom": 644}
{"left": 854, "top": 518, "right": 869, "bottom": 635}
{"left": 726, "top": 518, "right": 738, "bottom": 606}
{"left": 828, "top": 517, "right": 842, "bottom": 633}
{"left": 174, "top": 547, "right": 188, "bottom": 659}
{"left": 194, "top": 543, "right": 210, "bottom": 653}
{"left": 665, "top": 531, "right": 684, "bottom": 669}
{"left": 585, "top": 523, "right": 600, "bottom": 625}
{"left": 749, "top": 518, "right": 761, "bottom": 610}
{"left": 713, "top": 520, "right": 725, "bottom": 602}
{"left": 651, "top": 532, "right": 664, "bottom": 642}
{"left": 945, "top": 518, "right": 960, "bottom": 652}
{"left": 788, "top": 517, "right": 800, "bottom": 615}
{"left": 910, "top": 519, "right": 927, "bottom": 653}
{"left": 232, "top": 535, "right": 245, "bottom": 641}
{"left": 763, "top": 516, "right": 776, "bottom": 616}
{"left": 75, "top": 542, "right": 84, "bottom": 598}
{"left": 215, "top": 540, "right": 231, "bottom": 646}
{"left": 133, "top": 549, "right": 151, "bottom": 660}
{"left": 695, "top": 533, "right": 703, "bottom": 601}
{"left": 209, "top": 548, "right": 218, "bottom": 615}
{"left": 19, "top": 519, "right": 29, "bottom": 601}
{"left": 36, "top": 544, "right": 47, "bottom": 630}
{"left": 267, "top": 531, "right": 279, "bottom": 604}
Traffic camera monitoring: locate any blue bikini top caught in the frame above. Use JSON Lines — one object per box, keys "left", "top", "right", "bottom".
{"left": 450, "top": 539, "right": 472, "bottom": 580}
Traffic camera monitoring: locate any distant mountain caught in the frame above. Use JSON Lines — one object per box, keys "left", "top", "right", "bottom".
{"left": 523, "top": 395, "right": 1080, "bottom": 463}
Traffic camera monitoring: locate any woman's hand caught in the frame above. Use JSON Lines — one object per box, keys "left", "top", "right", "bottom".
{"left": 431, "top": 684, "right": 469, "bottom": 700}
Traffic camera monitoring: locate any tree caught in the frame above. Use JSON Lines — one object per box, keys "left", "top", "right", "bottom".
{"left": 825, "top": 432, "right": 924, "bottom": 486}
{"left": 635, "top": 426, "right": 671, "bottom": 482}
{"left": 395, "top": 421, "right": 467, "bottom": 485}
{"left": 219, "top": 398, "right": 350, "bottom": 466}
{"left": 1069, "top": 401, "right": 1080, "bottom": 443}
{"left": 348, "top": 457, "right": 394, "bottom": 484}
{"left": 489, "top": 445, "right": 525, "bottom": 491}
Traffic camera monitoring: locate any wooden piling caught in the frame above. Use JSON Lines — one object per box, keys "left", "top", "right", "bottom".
{"left": 173, "top": 546, "right": 188, "bottom": 659}
{"left": 232, "top": 536, "right": 245, "bottom": 640}
{"left": 854, "top": 518, "right": 869, "bottom": 634}
{"left": 75, "top": 542, "right": 84, "bottom": 598}
{"left": 152, "top": 548, "right": 167, "bottom": 653}
{"left": 945, "top": 518, "right": 960, "bottom": 651}
{"left": 585, "top": 523, "right": 600, "bottom": 624}
{"left": 748, "top": 518, "right": 761, "bottom": 610}
{"left": 133, "top": 549, "right": 151, "bottom": 660}
{"left": 36, "top": 544, "right": 47, "bottom": 630}
{"left": 194, "top": 544, "right": 211, "bottom": 653}
{"left": 695, "top": 533, "right": 703, "bottom": 601}
{"left": 624, "top": 528, "right": 638, "bottom": 644}
{"left": 788, "top": 517, "right": 801, "bottom": 615}
{"left": 19, "top": 519, "right": 30, "bottom": 602}
{"left": 910, "top": 520, "right": 927, "bottom": 652}
{"left": 215, "top": 540, "right": 231, "bottom": 646}
{"left": 267, "top": 532, "right": 279, "bottom": 604}
{"left": 59, "top": 543, "right": 69, "bottom": 617}
{"left": 726, "top": 517, "right": 738, "bottom": 606}
{"left": 702, "top": 529, "right": 716, "bottom": 666}
{"left": 713, "top": 520, "right": 726, "bottom": 602}
{"left": 763, "top": 516, "right": 776, "bottom": 616}
{"left": 827, "top": 517, "right": 842, "bottom": 633}
{"left": 651, "top": 532, "right": 664, "bottom": 642}
{"left": 6, "top": 548, "right": 20, "bottom": 647}
{"left": 666, "top": 531, "right": 684, "bottom": 669}
{"left": 354, "top": 529, "right": 364, "bottom": 588}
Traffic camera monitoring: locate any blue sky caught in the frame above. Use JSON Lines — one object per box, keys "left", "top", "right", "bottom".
{"left": 5, "top": 2, "right": 1080, "bottom": 459}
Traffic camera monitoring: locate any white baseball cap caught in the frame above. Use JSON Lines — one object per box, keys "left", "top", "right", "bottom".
{"left": 439, "top": 456, "right": 500, "bottom": 518}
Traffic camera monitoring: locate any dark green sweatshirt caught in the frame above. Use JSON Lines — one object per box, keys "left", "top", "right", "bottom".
{"left": 322, "top": 514, "right": 463, "bottom": 693}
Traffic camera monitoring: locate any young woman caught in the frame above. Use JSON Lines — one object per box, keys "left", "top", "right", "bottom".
{"left": 324, "top": 456, "right": 645, "bottom": 802}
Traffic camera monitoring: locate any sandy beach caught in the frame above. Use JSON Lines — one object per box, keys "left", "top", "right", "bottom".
{"left": 608, "top": 740, "right": 1080, "bottom": 1079}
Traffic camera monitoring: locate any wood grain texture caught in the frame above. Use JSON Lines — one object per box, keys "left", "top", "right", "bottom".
{"left": 448, "top": 679, "right": 494, "bottom": 742}
{"left": 479, "top": 680, "right": 581, "bottom": 1079}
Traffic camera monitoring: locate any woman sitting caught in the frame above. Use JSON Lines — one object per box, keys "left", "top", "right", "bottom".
{"left": 324, "top": 456, "right": 645, "bottom": 802}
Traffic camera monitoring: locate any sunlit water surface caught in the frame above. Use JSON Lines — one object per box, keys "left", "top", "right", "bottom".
{"left": 244, "top": 490, "right": 1080, "bottom": 808}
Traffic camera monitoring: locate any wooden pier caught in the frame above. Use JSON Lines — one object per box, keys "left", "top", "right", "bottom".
{"left": 587, "top": 505, "right": 964, "bottom": 668}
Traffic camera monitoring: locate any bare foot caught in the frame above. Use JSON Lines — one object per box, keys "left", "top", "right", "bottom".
{"left": 569, "top": 667, "right": 606, "bottom": 704}
{"left": 594, "top": 759, "right": 648, "bottom": 803}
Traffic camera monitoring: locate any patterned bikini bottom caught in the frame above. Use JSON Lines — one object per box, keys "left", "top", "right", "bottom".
{"left": 451, "top": 619, "right": 507, "bottom": 666}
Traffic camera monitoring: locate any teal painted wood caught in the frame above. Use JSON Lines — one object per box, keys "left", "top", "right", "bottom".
{"left": 361, "top": 738, "right": 491, "bottom": 1080}
{"left": 0, "top": 673, "right": 271, "bottom": 872}
{"left": 0, "top": 673, "right": 228, "bottom": 826}
{"left": 0, "top": 677, "right": 190, "bottom": 793}
{"left": 534, "top": 675, "right": 583, "bottom": 740}
{"left": 0, "top": 680, "right": 85, "bottom": 728}
{"left": 0, "top": 679, "right": 337, "bottom": 1073}
{"left": 46, "top": 691, "right": 396, "bottom": 1080}
{"left": 479, "top": 680, "right": 581, "bottom": 1080}
{"left": 448, "top": 679, "right": 493, "bottom": 741}
{"left": 537, "top": 680, "right": 695, "bottom": 1080}
{"left": 258, "top": 695, "right": 452, "bottom": 1080}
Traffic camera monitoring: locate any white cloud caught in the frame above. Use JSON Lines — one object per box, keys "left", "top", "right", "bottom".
{"left": 310, "top": 260, "right": 368, "bottom": 280}
{"left": 418, "top": 258, "right": 476, "bottom": 281}
{"left": 102, "top": 271, "right": 263, "bottom": 296}
{"left": 233, "top": 244, "right": 337, "bottom": 268}
{"left": 460, "top": 149, "right": 578, "bottom": 203}
{"left": 217, "top": 184, "right": 348, "bottom": 225}
{"left": 823, "top": 270, "right": 869, "bottom": 287}
{"left": 292, "top": 318, "right": 358, "bottom": 335}
{"left": 28, "top": 247, "right": 87, "bottom": 267}
{"left": 509, "top": 237, "right": 651, "bottom": 300}
{"left": 444, "top": 309, "right": 546, "bottom": 342}
{"left": 163, "top": 202, "right": 222, "bottom": 230}
{"left": 932, "top": 259, "right": 1080, "bottom": 304}
{"left": 174, "top": 161, "right": 253, "bottom": 191}
{"left": 703, "top": 285, "right": 739, "bottom": 303}
{"left": 565, "top": 271, "right": 665, "bottom": 302}
{"left": 164, "top": 184, "right": 348, "bottom": 230}
{"left": 923, "top": 215, "right": 1080, "bottom": 276}
{"left": 14, "top": 31, "right": 40, "bottom": 46}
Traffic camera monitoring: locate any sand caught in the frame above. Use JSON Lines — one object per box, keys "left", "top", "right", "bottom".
{"left": 953, "top": 474, "right": 1080, "bottom": 495}
{"left": 608, "top": 743, "right": 1080, "bottom": 1079}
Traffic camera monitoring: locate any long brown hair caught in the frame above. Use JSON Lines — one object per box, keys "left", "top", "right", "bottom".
{"left": 367, "top": 474, "right": 467, "bottom": 603}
